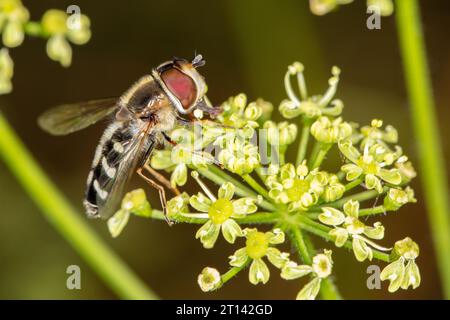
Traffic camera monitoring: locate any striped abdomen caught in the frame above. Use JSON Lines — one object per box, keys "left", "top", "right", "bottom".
{"left": 83, "top": 121, "right": 133, "bottom": 218}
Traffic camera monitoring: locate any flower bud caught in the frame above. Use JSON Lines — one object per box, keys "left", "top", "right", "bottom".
{"left": 394, "top": 237, "right": 419, "bottom": 260}
{"left": 197, "top": 267, "right": 221, "bottom": 292}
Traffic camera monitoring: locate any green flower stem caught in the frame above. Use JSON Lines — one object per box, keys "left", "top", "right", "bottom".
{"left": 198, "top": 166, "right": 254, "bottom": 197}
{"left": 197, "top": 166, "right": 277, "bottom": 211}
{"left": 242, "top": 174, "right": 271, "bottom": 201}
{"left": 359, "top": 205, "right": 386, "bottom": 217}
{"left": 24, "top": 21, "right": 46, "bottom": 37}
{"left": 296, "top": 215, "right": 390, "bottom": 262}
{"left": 310, "top": 143, "right": 331, "bottom": 169}
{"left": 289, "top": 226, "right": 312, "bottom": 264}
{"left": 0, "top": 113, "right": 156, "bottom": 300}
{"left": 308, "top": 141, "right": 321, "bottom": 167}
{"left": 219, "top": 259, "right": 251, "bottom": 289}
{"left": 396, "top": 0, "right": 450, "bottom": 298}
{"left": 296, "top": 119, "right": 311, "bottom": 166}
{"left": 288, "top": 226, "right": 341, "bottom": 300}
{"left": 319, "top": 188, "right": 385, "bottom": 209}
{"left": 344, "top": 177, "right": 364, "bottom": 192}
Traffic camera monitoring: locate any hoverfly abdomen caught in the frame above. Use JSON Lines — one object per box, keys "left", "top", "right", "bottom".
{"left": 84, "top": 121, "right": 131, "bottom": 218}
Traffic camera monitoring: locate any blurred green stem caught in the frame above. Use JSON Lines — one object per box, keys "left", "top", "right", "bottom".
{"left": 0, "top": 113, "right": 156, "bottom": 300}
{"left": 396, "top": 0, "right": 450, "bottom": 298}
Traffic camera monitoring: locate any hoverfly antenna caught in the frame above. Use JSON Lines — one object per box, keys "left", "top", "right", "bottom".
{"left": 192, "top": 54, "right": 205, "bottom": 68}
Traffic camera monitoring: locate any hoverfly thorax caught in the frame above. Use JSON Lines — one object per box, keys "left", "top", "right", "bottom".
{"left": 153, "top": 54, "right": 208, "bottom": 115}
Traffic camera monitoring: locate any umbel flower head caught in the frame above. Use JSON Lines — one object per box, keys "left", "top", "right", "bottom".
{"left": 319, "top": 200, "right": 387, "bottom": 262}
{"left": 339, "top": 140, "right": 402, "bottom": 193}
{"left": 229, "top": 228, "right": 288, "bottom": 285}
{"left": 41, "top": 9, "right": 91, "bottom": 67}
{"left": 114, "top": 61, "right": 420, "bottom": 300}
{"left": 265, "top": 162, "right": 345, "bottom": 211}
{"left": 280, "top": 63, "right": 344, "bottom": 119}
{"left": 381, "top": 237, "right": 421, "bottom": 292}
{"left": 185, "top": 172, "right": 259, "bottom": 249}
{"left": 0, "top": 0, "right": 29, "bottom": 47}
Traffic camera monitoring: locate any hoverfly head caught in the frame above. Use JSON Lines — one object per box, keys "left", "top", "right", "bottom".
{"left": 154, "top": 55, "right": 208, "bottom": 114}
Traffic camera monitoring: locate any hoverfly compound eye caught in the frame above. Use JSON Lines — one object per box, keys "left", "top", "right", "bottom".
{"left": 161, "top": 68, "right": 197, "bottom": 110}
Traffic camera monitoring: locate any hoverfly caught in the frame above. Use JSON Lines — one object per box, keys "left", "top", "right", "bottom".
{"left": 38, "top": 55, "right": 219, "bottom": 223}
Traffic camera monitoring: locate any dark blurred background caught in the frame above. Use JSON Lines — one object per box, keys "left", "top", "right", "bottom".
{"left": 0, "top": 0, "right": 449, "bottom": 299}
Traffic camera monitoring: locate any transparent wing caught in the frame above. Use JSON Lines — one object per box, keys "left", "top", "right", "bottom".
{"left": 96, "top": 128, "right": 156, "bottom": 219}
{"left": 38, "top": 98, "right": 119, "bottom": 136}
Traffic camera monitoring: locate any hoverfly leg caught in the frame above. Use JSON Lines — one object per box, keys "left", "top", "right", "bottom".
{"left": 137, "top": 167, "right": 173, "bottom": 226}
{"left": 162, "top": 132, "right": 177, "bottom": 146}
{"left": 143, "top": 163, "right": 180, "bottom": 196}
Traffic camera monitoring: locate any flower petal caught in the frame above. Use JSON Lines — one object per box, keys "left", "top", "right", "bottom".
{"left": 218, "top": 182, "right": 235, "bottom": 200}
{"left": 170, "top": 163, "right": 187, "bottom": 187}
{"left": 319, "top": 207, "right": 345, "bottom": 226}
{"left": 195, "top": 220, "right": 220, "bottom": 249}
{"left": 266, "top": 247, "right": 290, "bottom": 269}
{"left": 296, "top": 277, "right": 321, "bottom": 300}
{"left": 365, "top": 174, "right": 383, "bottom": 193}
{"left": 343, "top": 200, "right": 359, "bottom": 218}
{"left": 380, "top": 258, "right": 406, "bottom": 293}
{"left": 329, "top": 227, "right": 348, "bottom": 247}
{"left": 249, "top": 258, "right": 270, "bottom": 285}
{"left": 107, "top": 209, "right": 130, "bottom": 238}
{"left": 221, "top": 219, "right": 243, "bottom": 244}
{"left": 352, "top": 238, "right": 373, "bottom": 262}
{"left": 281, "top": 261, "right": 313, "bottom": 280}
{"left": 338, "top": 140, "right": 361, "bottom": 163}
{"left": 267, "top": 228, "right": 285, "bottom": 244}
{"left": 401, "top": 260, "right": 421, "bottom": 290}
{"left": 189, "top": 192, "right": 212, "bottom": 212}
{"left": 342, "top": 164, "right": 363, "bottom": 181}
{"left": 229, "top": 247, "right": 249, "bottom": 267}
{"left": 232, "top": 197, "right": 258, "bottom": 215}
{"left": 150, "top": 150, "right": 174, "bottom": 170}
{"left": 364, "top": 222, "right": 385, "bottom": 240}
{"left": 379, "top": 168, "right": 402, "bottom": 185}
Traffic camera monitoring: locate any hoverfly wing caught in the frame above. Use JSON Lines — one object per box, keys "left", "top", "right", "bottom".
{"left": 84, "top": 121, "right": 156, "bottom": 219}
{"left": 38, "top": 98, "right": 119, "bottom": 136}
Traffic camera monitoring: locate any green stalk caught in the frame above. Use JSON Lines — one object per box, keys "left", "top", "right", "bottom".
{"left": 296, "top": 119, "right": 311, "bottom": 166}
{"left": 0, "top": 113, "right": 156, "bottom": 300}
{"left": 290, "top": 227, "right": 312, "bottom": 264}
{"left": 344, "top": 177, "right": 364, "bottom": 192}
{"left": 396, "top": 0, "right": 450, "bottom": 298}
{"left": 197, "top": 166, "right": 277, "bottom": 211}
{"left": 359, "top": 205, "right": 386, "bottom": 217}
{"left": 219, "top": 259, "right": 251, "bottom": 288}
{"left": 319, "top": 188, "right": 383, "bottom": 209}
{"left": 310, "top": 143, "right": 331, "bottom": 169}
{"left": 242, "top": 174, "right": 271, "bottom": 201}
